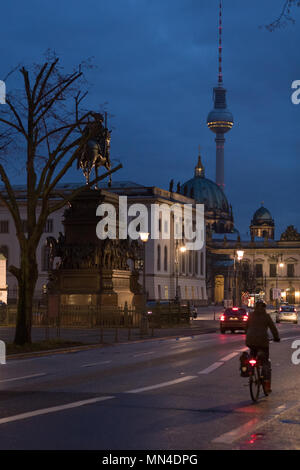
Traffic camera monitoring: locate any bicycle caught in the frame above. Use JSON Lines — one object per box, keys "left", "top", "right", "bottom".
{"left": 248, "top": 351, "right": 270, "bottom": 402}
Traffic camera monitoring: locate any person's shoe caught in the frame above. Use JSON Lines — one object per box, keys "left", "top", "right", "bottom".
{"left": 264, "top": 380, "right": 272, "bottom": 394}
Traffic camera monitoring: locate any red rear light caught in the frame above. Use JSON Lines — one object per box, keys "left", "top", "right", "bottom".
{"left": 220, "top": 315, "right": 225, "bottom": 321}
{"left": 232, "top": 307, "right": 239, "bottom": 311}
{"left": 249, "top": 359, "right": 257, "bottom": 366}
{"left": 243, "top": 315, "right": 248, "bottom": 321}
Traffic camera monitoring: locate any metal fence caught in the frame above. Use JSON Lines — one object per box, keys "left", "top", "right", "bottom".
{"left": 0, "top": 302, "right": 190, "bottom": 338}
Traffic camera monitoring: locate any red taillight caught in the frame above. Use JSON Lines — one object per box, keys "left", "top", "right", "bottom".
{"left": 220, "top": 315, "right": 225, "bottom": 321}
{"left": 232, "top": 307, "right": 239, "bottom": 311}
{"left": 243, "top": 315, "right": 248, "bottom": 321}
{"left": 249, "top": 359, "right": 257, "bottom": 366}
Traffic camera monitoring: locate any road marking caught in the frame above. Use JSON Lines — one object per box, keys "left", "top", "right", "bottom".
{"left": 0, "top": 373, "right": 47, "bottom": 383}
{"left": 199, "top": 362, "right": 223, "bottom": 374}
{"left": 212, "top": 402, "right": 296, "bottom": 445}
{"left": 125, "top": 376, "right": 197, "bottom": 394}
{"left": 81, "top": 361, "right": 112, "bottom": 368}
{"left": 0, "top": 396, "right": 114, "bottom": 426}
{"left": 219, "top": 352, "right": 239, "bottom": 362}
{"left": 133, "top": 351, "right": 155, "bottom": 358}
{"left": 212, "top": 418, "right": 260, "bottom": 444}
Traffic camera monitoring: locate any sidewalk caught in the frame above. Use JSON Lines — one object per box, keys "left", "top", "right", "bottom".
{"left": 0, "top": 318, "right": 219, "bottom": 348}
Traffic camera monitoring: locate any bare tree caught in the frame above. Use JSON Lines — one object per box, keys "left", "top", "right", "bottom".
{"left": 264, "top": 0, "right": 300, "bottom": 31}
{"left": 0, "top": 55, "right": 122, "bottom": 345}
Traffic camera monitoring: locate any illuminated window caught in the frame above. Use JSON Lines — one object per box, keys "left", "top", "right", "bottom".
{"left": 164, "top": 286, "right": 169, "bottom": 299}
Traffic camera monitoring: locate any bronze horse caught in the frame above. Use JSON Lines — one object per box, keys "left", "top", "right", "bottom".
{"left": 77, "top": 112, "right": 112, "bottom": 188}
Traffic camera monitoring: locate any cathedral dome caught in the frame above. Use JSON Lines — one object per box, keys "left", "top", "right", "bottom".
{"left": 180, "top": 153, "right": 234, "bottom": 233}
{"left": 182, "top": 174, "right": 230, "bottom": 212}
{"left": 251, "top": 206, "right": 274, "bottom": 226}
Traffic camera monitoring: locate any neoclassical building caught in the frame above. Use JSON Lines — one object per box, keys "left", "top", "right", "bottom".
{"left": 0, "top": 182, "right": 207, "bottom": 305}
{"left": 207, "top": 205, "right": 300, "bottom": 306}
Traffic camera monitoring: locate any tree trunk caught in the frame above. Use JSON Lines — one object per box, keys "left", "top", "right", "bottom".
{"left": 14, "top": 249, "right": 38, "bottom": 345}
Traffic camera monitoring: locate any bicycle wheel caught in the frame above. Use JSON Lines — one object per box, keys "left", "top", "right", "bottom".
{"left": 249, "top": 366, "right": 260, "bottom": 402}
{"left": 261, "top": 365, "right": 271, "bottom": 396}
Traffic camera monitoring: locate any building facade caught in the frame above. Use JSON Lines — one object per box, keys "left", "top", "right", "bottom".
{"left": 0, "top": 182, "right": 207, "bottom": 305}
{"left": 207, "top": 206, "right": 300, "bottom": 306}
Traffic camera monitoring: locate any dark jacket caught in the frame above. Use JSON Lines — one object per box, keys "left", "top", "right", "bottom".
{"left": 246, "top": 311, "right": 279, "bottom": 348}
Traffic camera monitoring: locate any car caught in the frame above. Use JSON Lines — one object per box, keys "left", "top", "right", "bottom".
{"left": 220, "top": 307, "right": 249, "bottom": 334}
{"left": 276, "top": 305, "right": 298, "bottom": 324}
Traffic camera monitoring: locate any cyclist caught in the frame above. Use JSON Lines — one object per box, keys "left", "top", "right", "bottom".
{"left": 246, "top": 300, "right": 280, "bottom": 394}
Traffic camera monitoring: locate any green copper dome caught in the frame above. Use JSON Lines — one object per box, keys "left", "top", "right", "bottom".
{"left": 252, "top": 206, "right": 274, "bottom": 226}
{"left": 181, "top": 154, "right": 230, "bottom": 212}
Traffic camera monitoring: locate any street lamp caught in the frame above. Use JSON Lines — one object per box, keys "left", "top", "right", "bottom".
{"left": 175, "top": 242, "right": 186, "bottom": 303}
{"left": 234, "top": 250, "right": 244, "bottom": 306}
{"left": 275, "top": 260, "right": 284, "bottom": 307}
{"left": 139, "top": 232, "right": 149, "bottom": 299}
{"left": 139, "top": 232, "right": 150, "bottom": 336}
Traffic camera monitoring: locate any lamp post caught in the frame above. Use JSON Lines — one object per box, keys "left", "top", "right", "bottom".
{"left": 234, "top": 250, "right": 244, "bottom": 306}
{"left": 139, "top": 232, "right": 149, "bottom": 336}
{"left": 175, "top": 241, "right": 186, "bottom": 303}
{"left": 139, "top": 232, "right": 149, "bottom": 300}
{"left": 275, "top": 260, "right": 284, "bottom": 307}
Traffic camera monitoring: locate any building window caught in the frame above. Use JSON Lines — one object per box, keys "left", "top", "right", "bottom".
{"left": 0, "top": 220, "right": 9, "bottom": 233}
{"left": 41, "top": 245, "right": 50, "bottom": 271}
{"left": 287, "top": 264, "right": 295, "bottom": 278}
{"left": 185, "top": 286, "right": 188, "bottom": 299}
{"left": 181, "top": 250, "right": 186, "bottom": 274}
{"left": 200, "top": 252, "right": 204, "bottom": 275}
{"left": 189, "top": 251, "right": 193, "bottom": 273}
{"left": 195, "top": 252, "right": 199, "bottom": 275}
{"left": 191, "top": 286, "right": 195, "bottom": 299}
{"left": 44, "top": 219, "right": 53, "bottom": 233}
{"left": 255, "top": 264, "right": 263, "bottom": 278}
{"left": 269, "top": 264, "right": 277, "bottom": 278}
{"left": 157, "top": 244, "right": 161, "bottom": 271}
{"left": 164, "top": 286, "right": 169, "bottom": 299}
{"left": 164, "top": 246, "right": 168, "bottom": 272}
{"left": 158, "top": 285, "right": 161, "bottom": 299}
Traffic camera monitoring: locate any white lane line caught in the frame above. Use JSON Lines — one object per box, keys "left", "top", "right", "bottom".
{"left": 0, "top": 373, "right": 47, "bottom": 383}
{"left": 0, "top": 396, "right": 114, "bottom": 426}
{"left": 81, "top": 361, "right": 112, "bottom": 368}
{"left": 212, "top": 402, "right": 293, "bottom": 445}
{"left": 219, "top": 352, "right": 239, "bottom": 362}
{"left": 125, "top": 376, "right": 197, "bottom": 394}
{"left": 133, "top": 352, "right": 155, "bottom": 358}
{"left": 236, "top": 347, "right": 248, "bottom": 352}
{"left": 199, "top": 362, "right": 223, "bottom": 374}
{"left": 212, "top": 418, "right": 260, "bottom": 444}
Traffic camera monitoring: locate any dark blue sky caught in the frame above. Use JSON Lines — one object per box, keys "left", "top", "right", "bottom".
{"left": 1, "top": 0, "right": 300, "bottom": 236}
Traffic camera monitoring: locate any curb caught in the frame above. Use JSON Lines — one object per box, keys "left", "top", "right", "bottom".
{"left": 6, "top": 327, "right": 218, "bottom": 360}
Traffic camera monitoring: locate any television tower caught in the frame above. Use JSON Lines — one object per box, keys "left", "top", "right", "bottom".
{"left": 207, "top": 0, "right": 233, "bottom": 191}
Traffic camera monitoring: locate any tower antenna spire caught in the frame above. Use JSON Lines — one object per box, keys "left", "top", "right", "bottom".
{"left": 207, "top": 0, "right": 233, "bottom": 191}
{"left": 218, "top": 0, "right": 223, "bottom": 85}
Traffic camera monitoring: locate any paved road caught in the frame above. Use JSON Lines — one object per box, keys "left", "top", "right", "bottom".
{"left": 0, "top": 322, "right": 299, "bottom": 449}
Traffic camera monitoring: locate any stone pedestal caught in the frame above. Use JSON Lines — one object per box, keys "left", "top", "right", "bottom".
{"left": 47, "top": 189, "right": 141, "bottom": 312}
